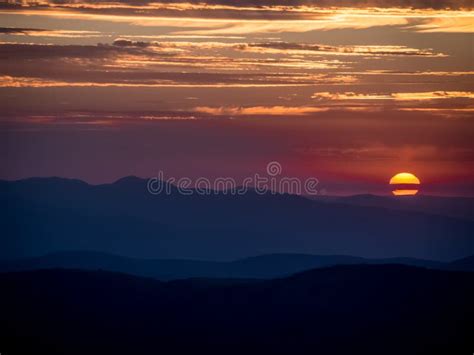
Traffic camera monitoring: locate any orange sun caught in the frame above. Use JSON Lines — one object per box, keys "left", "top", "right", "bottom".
{"left": 389, "top": 172, "right": 420, "bottom": 196}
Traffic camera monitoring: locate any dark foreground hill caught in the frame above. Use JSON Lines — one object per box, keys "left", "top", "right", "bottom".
{"left": 1, "top": 177, "right": 473, "bottom": 261}
{"left": 1, "top": 265, "right": 473, "bottom": 355}
{"left": 1, "top": 251, "right": 473, "bottom": 280}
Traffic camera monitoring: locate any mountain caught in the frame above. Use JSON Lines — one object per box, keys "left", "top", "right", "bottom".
{"left": 1, "top": 177, "right": 473, "bottom": 261}
{"left": 3, "top": 251, "right": 470, "bottom": 280}
{"left": 446, "top": 255, "right": 474, "bottom": 271}
{"left": 314, "top": 194, "right": 474, "bottom": 220}
{"left": 1, "top": 265, "right": 472, "bottom": 355}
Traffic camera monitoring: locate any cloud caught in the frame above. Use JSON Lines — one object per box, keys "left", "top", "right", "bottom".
{"left": 405, "top": 17, "right": 474, "bottom": 32}
{"left": 309, "top": 91, "right": 474, "bottom": 117}
{"left": 340, "top": 70, "right": 474, "bottom": 76}
{"left": 311, "top": 91, "right": 474, "bottom": 101}
{"left": 0, "top": 43, "right": 127, "bottom": 60}
{"left": 392, "top": 91, "right": 474, "bottom": 100}
{"left": 5, "top": 0, "right": 473, "bottom": 10}
{"left": 0, "top": 42, "right": 354, "bottom": 85}
{"left": 113, "top": 39, "right": 153, "bottom": 48}
{"left": 0, "top": 75, "right": 314, "bottom": 88}
{"left": 2, "top": 6, "right": 473, "bottom": 34}
{"left": 237, "top": 42, "right": 444, "bottom": 57}
{"left": 0, "top": 27, "right": 102, "bottom": 38}
{"left": 0, "top": 27, "right": 43, "bottom": 34}
{"left": 194, "top": 106, "right": 329, "bottom": 115}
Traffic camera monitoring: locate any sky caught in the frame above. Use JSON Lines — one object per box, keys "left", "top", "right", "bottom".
{"left": 0, "top": 0, "right": 473, "bottom": 195}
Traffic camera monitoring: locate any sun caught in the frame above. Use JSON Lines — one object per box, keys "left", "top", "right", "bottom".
{"left": 389, "top": 172, "right": 420, "bottom": 196}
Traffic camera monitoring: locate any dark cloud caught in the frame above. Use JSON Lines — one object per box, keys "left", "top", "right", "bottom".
{"left": 0, "top": 42, "right": 334, "bottom": 86}
{"left": 113, "top": 39, "right": 152, "bottom": 48}
{"left": 0, "top": 43, "right": 148, "bottom": 61}
{"left": 0, "top": 27, "right": 46, "bottom": 35}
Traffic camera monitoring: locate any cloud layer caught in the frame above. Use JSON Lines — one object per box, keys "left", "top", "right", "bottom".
{"left": 6, "top": 0, "right": 473, "bottom": 10}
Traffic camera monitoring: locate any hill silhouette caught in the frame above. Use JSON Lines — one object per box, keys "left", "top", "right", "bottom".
{"left": 315, "top": 194, "right": 474, "bottom": 220}
{"left": 0, "top": 265, "right": 472, "bottom": 355}
{"left": 2, "top": 251, "right": 473, "bottom": 280}
{"left": 1, "top": 177, "right": 473, "bottom": 261}
{"left": 446, "top": 255, "right": 474, "bottom": 271}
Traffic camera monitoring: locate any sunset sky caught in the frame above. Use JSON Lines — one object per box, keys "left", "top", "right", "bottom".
{"left": 1, "top": 0, "right": 473, "bottom": 195}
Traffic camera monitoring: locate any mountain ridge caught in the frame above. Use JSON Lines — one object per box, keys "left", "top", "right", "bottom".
{"left": 1, "top": 251, "right": 472, "bottom": 280}
{"left": 1, "top": 177, "right": 473, "bottom": 261}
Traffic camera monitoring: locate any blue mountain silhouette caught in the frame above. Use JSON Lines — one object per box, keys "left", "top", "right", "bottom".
{"left": 1, "top": 177, "right": 473, "bottom": 261}
{"left": 2, "top": 250, "right": 473, "bottom": 280}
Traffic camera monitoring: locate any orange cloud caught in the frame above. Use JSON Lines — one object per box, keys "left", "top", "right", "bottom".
{"left": 312, "top": 91, "right": 474, "bottom": 101}
{"left": 194, "top": 106, "right": 329, "bottom": 115}
{"left": 1, "top": 7, "right": 472, "bottom": 33}
{"left": 237, "top": 42, "right": 445, "bottom": 57}
{"left": 0, "top": 75, "right": 312, "bottom": 88}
